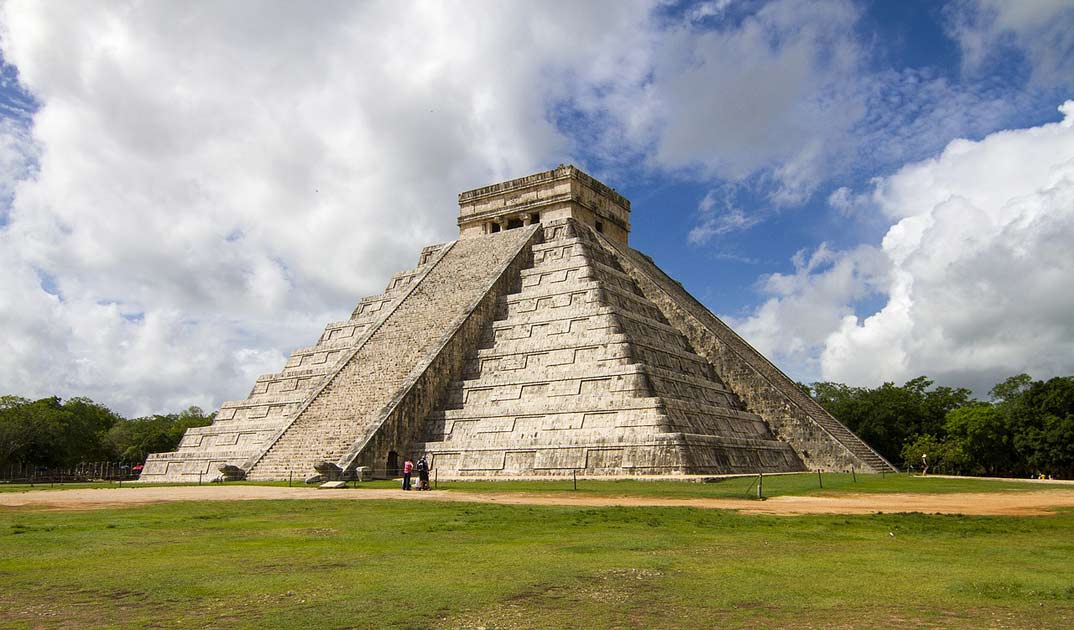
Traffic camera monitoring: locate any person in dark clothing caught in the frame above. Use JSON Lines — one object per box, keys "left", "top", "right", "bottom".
{"left": 416, "top": 455, "right": 430, "bottom": 490}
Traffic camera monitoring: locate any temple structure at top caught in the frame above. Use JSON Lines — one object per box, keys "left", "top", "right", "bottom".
{"left": 141, "top": 165, "right": 892, "bottom": 483}
{"left": 458, "top": 165, "right": 630, "bottom": 244}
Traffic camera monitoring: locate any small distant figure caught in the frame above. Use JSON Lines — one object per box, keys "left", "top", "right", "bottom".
{"left": 402, "top": 458, "right": 414, "bottom": 491}
{"left": 416, "top": 455, "right": 430, "bottom": 491}
{"left": 920, "top": 453, "right": 928, "bottom": 476}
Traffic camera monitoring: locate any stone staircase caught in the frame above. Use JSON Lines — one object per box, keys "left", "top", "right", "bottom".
{"left": 594, "top": 231, "right": 896, "bottom": 473}
{"left": 138, "top": 243, "right": 451, "bottom": 482}
{"left": 245, "top": 226, "right": 538, "bottom": 480}
{"left": 414, "top": 220, "right": 804, "bottom": 476}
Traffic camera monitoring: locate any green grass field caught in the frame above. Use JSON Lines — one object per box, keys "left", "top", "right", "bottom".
{"left": 2, "top": 477, "right": 1073, "bottom": 629}
{"left": 431, "top": 472, "right": 1067, "bottom": 498}
{"left": 1, "top": 472, "right": 1064, "bottom": 497}
{"left": 0, "top": 480, "right": 298, "bottom": 493}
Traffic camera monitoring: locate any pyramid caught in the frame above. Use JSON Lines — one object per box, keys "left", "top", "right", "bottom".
{"left": 141, "top": 166, "right": 893, "bottom": 482}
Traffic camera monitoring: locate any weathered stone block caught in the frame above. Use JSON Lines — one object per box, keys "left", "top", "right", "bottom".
{"left": 217, "top": 464, "right": 246, "bottom": 481}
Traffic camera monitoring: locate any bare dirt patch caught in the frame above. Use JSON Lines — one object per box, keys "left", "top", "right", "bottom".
{"left": 3, "top": 484, "right": 1074, "bottom": 516}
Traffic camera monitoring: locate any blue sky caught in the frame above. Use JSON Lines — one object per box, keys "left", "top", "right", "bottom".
{"left": 1, "top": 0, "right": 1073, "bottom": 415}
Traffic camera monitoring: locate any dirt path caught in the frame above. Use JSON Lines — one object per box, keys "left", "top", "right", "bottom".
{"left": 4, "top": 485, "right": 1074, "bottom": 516}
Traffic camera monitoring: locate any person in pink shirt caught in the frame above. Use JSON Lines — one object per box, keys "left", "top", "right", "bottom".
{"left": 402, "top": 458, "right": 414, "bottom": 491}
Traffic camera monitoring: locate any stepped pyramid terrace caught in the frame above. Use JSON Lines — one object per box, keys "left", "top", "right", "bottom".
{"left": 141, "top": 165, "right": 894, "bottom": 483}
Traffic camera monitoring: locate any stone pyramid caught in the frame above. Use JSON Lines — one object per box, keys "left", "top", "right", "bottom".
{"left": 141, "top": 166, "right": 892, "bottom": 482}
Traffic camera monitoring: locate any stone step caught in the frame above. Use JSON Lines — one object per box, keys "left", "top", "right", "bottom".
{"left": 501, "top": 280, "right": 656, "bottom": 320}
{"left": 316, "top": 321, "right": 373, "bottom": 345}
{"left": 429, "top": 395, "right": 666, "bottom": 420}
{"left": 140, "top": 237, "right": 463, "bottom": 482}
{"left": 419, "top": 430, "right": 790, "bottom": 453}
{"left": 247, "top": 227, "right": 538, "bottom": 480}
{"left": 595, "top": 228, "right": 895, "bottom": 472}
{"left": 473, "top": 332, "right": 633, "bottom": 359}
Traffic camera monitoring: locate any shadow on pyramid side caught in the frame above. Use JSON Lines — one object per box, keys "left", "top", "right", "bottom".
{"left": 141, "top": 166, "right": 893, "bottom": 483}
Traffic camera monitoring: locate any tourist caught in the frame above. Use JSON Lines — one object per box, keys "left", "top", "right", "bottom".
{"left": 402, "top": 458, "right": 413, "bottom": 491}
{"left": 416, "top": 455, "right": 430, "bottom": 491}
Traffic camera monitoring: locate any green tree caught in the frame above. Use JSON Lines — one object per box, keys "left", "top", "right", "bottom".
{"left": 810, "top": 377, "right": 972, "bottom": 466}
{"left": 989, "top": 373, "right": 1033, "bottom": 402}
{"left": 58, "top": 397, "right": 122, "bottom": 463}
{"left": 1008, "top": 377, "right": 1074, "bottom": 478}
{"left": 1, "top": 395, "right": 215, "bottom": 469}
{"left": 0, "top": 396, "right": 33, "bottom": 468}
{"left": 106, "top": 406, "right": 214, "bottom": 464}
{"left": 900, "top": 433, "right": 968, "bottom": 475}
{"left": 944, "top": 404, "right": 1012, "bottom": 476}
{"left": 5, "top": 397, "right": 73, "bottom": 467}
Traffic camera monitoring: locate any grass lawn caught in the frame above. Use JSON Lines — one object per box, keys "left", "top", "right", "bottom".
{"left": 2, "top": 496, "right": 1073, "bottom": 629}
{"left": 430, "top": 473, "right": 1069, "bottom": 499}
{"left": 1, "top": 472, "right": 1065, "bottom": 498}
{"left": 0, "top": 480, "right": 299, "bottom": 494}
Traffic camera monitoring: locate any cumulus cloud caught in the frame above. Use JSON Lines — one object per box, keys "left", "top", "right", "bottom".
{"left": 733, "top": 102, "right": 1074, "bottom": 393}
{"left": 0, "top": 115, "right": 34, "bottom": 211}
{"left": 722, "top": 243, "right": 889, "bottom": 378}
{"left": 0, "top": 0, "right": 654, "bottom": 415}
{"left": 687, "top": 187, "right": 762, "bottom": 244}
{"left": 1, "top": 0, "right": 1069, "bottom": 415}
{"left": 639, "top": 0, "right": 866, "bottom": 203}
{"left": 0, "top": 59, "right": 36, "bottom": 215}
{"left": 948, "top": 0, "right": 1074, "bottom": 87}
{"left": 637, "top": 1, "right": 1038, "bottom": 242}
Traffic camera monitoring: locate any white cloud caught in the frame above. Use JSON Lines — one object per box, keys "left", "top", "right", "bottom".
{"left": 949, "top": 0, "right": 1074, "bottom": 87}
{"left": 633, "top": 0, "right": 1037, "bottom": 242}
{"left": 827, "top": 187, "right": 854, "bottom": 214}
{"left": 0, "top": 116, "right": 35, "bottom": 213}
{"left": 637, "top": 0, "right": 866, "bottom": 203}
{"left": 686, "top": 0, "right": 734, "bottom": 23}
{"left": 1, "top": 0, "right": 1070, "bottom": 415}
{"left": 722, "top": 243, "right": 889, "bottom": 378}
{"left": 0, "top": 0, "right": 655, "bottom": 415}
{"left": 687, "top": 187, "right": 763, "bottom": 243}
{"left": 733, "top": 102, "right": 1074, "bottom": 393}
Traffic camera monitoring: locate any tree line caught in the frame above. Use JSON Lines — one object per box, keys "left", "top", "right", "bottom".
{"left": 0, "top": 395, "right": 212, "bottom": 470}
{"left": 2, "top": 373, "right": 1072, "bottom": 478}
{"left": 806, "top": 374, "right": 1074, "bottom": 479}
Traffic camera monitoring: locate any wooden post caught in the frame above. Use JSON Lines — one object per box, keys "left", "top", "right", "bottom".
{"left": 573, "top": 470, "right": 577, "bottom": 491}
{"left": 817, "top": 470, "right": 823, "bottom": 488}
{"left": 757, "top": 473, "right": 763, "bottom": 500}
{"left": 289, "top": 471, "right": 293, "bottom": 488}
{"left": 852, "top": 469, "right": 857, "bottom": 483}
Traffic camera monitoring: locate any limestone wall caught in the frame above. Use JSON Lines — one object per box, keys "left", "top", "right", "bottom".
{"left": 596, "top": 234, "right": 894, "bottom": 473}
{"left": 415, "top": 219, "right": 805, "bottom": 477}
{"left": 139, "top": 243, "right": 451, "bottom": 482}
{"left": 246, "top": 225, "right": 540, "bottom": 480}
{"left": 339, "top": 225, "right": 544, "bottom": 474}
{"left": 457, "top": 165, "right": 630, "bottom": 244}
